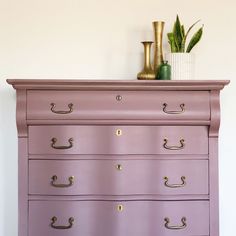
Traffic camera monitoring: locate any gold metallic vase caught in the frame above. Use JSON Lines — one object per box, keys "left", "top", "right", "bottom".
{"left": 137, "top": 41, "right": 155, "bottom": 80}
{"left": 153, "top": 21, "right": 165, "bottom": 77}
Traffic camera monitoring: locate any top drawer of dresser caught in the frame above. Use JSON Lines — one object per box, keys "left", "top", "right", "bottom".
{"left": 27, "top": 90, "right": 210, "bottom": 120}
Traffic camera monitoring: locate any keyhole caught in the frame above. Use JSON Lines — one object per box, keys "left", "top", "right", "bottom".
{"left": 116, "top": 129, "right": 122, "bottom": 136}
{"left": 116, "top": 164, "right": 122, "bottom": 171}
{"left": 117, "top": 204, "right": 124, "bottom": 212}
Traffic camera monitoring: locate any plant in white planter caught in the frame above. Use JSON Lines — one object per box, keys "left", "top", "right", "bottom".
{"left": 167, "top": 15, "right": 203, "bottom": 80}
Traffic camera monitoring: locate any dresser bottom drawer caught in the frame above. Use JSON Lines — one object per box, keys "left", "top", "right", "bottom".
{"left": 29, "top": 200, "right": 209, "bottom": 236}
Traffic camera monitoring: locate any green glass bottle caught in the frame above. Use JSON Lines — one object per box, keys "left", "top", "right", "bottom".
{"left": 156, "top": 61, "right": 171, "bottom": 80}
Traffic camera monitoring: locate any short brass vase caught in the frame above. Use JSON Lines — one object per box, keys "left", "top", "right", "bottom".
{"left": 137, "top": 41, "right": 155, "bottom": 80}
{"left": 153, "top": 21, "right": 165, "bottom": 77}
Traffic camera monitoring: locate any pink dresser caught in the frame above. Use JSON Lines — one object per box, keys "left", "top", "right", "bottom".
{"left": 7, "top": 79, "right": 229, "bottom": 236}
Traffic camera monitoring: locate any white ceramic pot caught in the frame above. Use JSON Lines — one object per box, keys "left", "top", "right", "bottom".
{"left": 167, "top": 53, "right": 195, "bottom": 80}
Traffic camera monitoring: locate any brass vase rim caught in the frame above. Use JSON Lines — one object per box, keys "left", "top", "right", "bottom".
{"left": 153, "top": 21, "right": 165, "bottom": 24}
{"left": 141, "top": 41, "right": 154, "bottom": 44}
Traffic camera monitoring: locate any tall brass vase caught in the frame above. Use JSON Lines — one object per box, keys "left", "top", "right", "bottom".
{"left": 137, "top": 41, "right": 155, "bottom": 80}
{"left": 153, "top": 21, "right": 165, "bottom": 77}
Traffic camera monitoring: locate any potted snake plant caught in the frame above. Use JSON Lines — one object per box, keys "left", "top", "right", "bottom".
{"left": 167, "top": 15, "right": 203, "bottom": 80}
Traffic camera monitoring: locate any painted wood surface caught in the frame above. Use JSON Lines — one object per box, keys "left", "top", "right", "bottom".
{"left": 29, "top": 159, "right": 208, "bottom": 195}
{"left": 7, "top": 79, "right": 229, "bottom": 236}
{"left": 7, "top": 79, "right": 229, "bottom": 90}
{"left": 27, "top": 90, "right": 210, "bottom": 120}
{"left": 28, "top": 125, "right": 209, "bottom": 155}
{"left": 29, "top": 200, "right": 209, "bottom": 236}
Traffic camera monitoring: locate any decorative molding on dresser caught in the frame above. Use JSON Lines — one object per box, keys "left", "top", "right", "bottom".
{"left": 7, "top": 79, "right": 229, "bottom": 236}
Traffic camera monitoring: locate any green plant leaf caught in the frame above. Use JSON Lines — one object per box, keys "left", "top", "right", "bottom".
{"left": 167, "top": 16, "right": 203, "bottom": 53}
{"left": 173, "top": 15, "right": 183, "bottom": 51}
{"left": 181, "top": 20, "right": 201, "bottom": 52}
{"left": 167, "top": 32, "right": 178, "bottom": 52}
{"left": 185, "top": 19, "right": 201, "bottom": 40}
{"left": 180, "top": 25, "right": 186, "bottom": 52}
{"left": 181, "top": 25, "right": 185, "bottom": 38}
{"left": 186, "top": 26, "right": 203, "bottom": 52}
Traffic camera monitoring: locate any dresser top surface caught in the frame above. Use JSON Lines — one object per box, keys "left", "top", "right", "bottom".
{"left": 7, "top": 79, "right": 230, "bottom": 91}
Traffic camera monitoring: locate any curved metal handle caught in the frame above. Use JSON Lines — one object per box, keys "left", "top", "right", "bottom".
{"left": 164, "top": 176, "right": 186, "bottom": 188}
{"left": 51, "top": 175, "right": 74, "bottom": 188}
{"left": 164, "top": 217, "right": 187, "bottom": 230}
{"left": 51, "top": 103, "right": 73, "bottom": 114}
{"left": 51, "top": 138, "right": 73, "bottom": 149}
{"left": 163, "top": 138, "right": 185, "bottom": 150}
{"left": 163, "top": 103, "right": 185, "bottom": 114}
{"left": 50, "top": 216, "right": 74, "bottom": 230}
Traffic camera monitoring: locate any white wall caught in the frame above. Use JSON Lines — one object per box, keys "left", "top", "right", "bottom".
{"left": 0, "top": 0, "right": 235, "bottom": 235}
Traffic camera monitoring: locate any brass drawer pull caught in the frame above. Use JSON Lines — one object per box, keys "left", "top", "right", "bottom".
{"left": 50, "top": 103, "right": 73, "bottom": 114}
{"left": 164, "top": 176, "right": 186, "bottom": 188}
{"left": 50, "top": 216, "right": 74, "bottom": 230}
{"left": 163, "top": 138, "right": 185, "bottom": 150}
{"left": 164, "top": 217, "right": 187, "bottom": 230}
{"left": 163, "top": 103, "right": 185, "bottom": 114}
{"left": 51, "top": 175, "right": 74, "bottom": 188}
{"left": 51, "top": 138, "right": 73, "bottom": 149}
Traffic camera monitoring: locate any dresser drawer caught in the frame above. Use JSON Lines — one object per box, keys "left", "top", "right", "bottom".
{"left": 29, "top": 159, "right": 208, "bottom": 195}
{"left": 27, "top": 90, "right": 210, "bottom": 120}
{"left": 29, "top": 200, "right": 209, "bottom": 236}
{"left": 28, "top": 125, "right": 208, "bottom": 155}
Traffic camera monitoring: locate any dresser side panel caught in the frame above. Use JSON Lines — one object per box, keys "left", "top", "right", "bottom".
{"left": 209, "top": 137, "right": 219, "bottom": 236}
{"left": 18, "top": 138, "right": 28, "bottom": 236}
{"left": 209, "top": 90, "right": 221, "bottom": 236}
{"left": 16, "top": 89, "right": 28, "bottom": 236}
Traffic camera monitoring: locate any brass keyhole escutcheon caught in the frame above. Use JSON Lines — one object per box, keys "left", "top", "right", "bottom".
{"left": 116, "top": 129, "right": 122, "bottom": 136}
{"left": 116, "top": 164, "right": 122, "bottom": 171}
{"left": 117, "top": 204, "right": 124, "bottom": 212}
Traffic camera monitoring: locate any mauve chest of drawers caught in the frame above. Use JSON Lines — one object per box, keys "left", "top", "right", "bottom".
{"left": 7, "top": 79, "right": 229, "bottom": 236}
